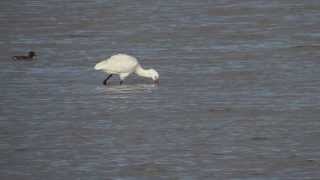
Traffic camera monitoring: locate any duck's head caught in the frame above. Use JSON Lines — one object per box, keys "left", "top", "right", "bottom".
{"left": 28, "top": 51, "right": 36, "bottom": 58}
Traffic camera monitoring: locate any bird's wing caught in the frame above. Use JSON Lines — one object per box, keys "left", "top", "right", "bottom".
{"left": 104, "top": 54, "right": 138, "bottom": 73}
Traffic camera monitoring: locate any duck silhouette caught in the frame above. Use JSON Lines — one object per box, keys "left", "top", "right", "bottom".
{"left": 12, "top": 51, "right": 36, "bottom": 60}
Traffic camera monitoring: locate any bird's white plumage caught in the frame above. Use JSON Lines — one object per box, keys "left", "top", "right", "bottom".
{"left": 94, "top": 54, "right": 138, "bottom": 74}
{"left": 94, "top": 53, "right": 159, "bottom": 84}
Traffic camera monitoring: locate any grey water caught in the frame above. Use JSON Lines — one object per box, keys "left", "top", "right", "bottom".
{"left": 1, "top": 0, "right": 320, "bottom": 179}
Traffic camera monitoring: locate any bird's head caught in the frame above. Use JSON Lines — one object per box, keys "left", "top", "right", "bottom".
{"left": 29, "top": 51, "right": 36, "bottom": 58}
{"left": 149, "top": 69, "right": 159, "bottom": 84}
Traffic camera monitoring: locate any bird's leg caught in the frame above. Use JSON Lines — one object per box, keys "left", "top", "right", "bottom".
{"left": 119, "top": 73, "right": 130, "bottom": 86}
{"left": 103, "top": 74, "right": 113, "bottom": 85}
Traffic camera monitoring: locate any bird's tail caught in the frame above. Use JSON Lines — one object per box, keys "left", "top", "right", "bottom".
{"left": 94, "top": 64, "right": 101, "bottom": 70}
{"left": 94, "top": 61, "right": 107, "bottom": 70}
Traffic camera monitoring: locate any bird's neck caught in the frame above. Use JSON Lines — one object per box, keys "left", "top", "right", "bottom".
{"left": 135, "top": 65, "right": 152, "bottom": 78}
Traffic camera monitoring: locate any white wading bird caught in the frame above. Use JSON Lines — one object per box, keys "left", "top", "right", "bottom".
{"left": 94, "top": 54, "right": 159, "bottom": 85}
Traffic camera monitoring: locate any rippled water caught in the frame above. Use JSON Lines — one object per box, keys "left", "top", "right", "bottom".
{"left": 1, "top": 0, "right": 320, "bottom": 179}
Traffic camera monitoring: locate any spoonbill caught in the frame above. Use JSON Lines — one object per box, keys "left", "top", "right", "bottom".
{"left": 94, "top": 53, "right": 159, "bottom": 85}
{"left": 12, "top": 51, "right": 36, "bottom": 60}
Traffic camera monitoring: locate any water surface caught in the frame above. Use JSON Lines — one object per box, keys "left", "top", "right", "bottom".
{"left": 1, "top": 0, "right": 320, "bottom": 179}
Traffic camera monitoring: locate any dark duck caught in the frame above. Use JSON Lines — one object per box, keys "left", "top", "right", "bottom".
{"left": 12, "top": 51, "right": 36, "bottom": 60}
